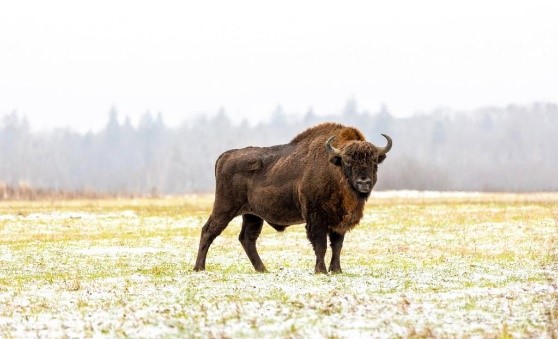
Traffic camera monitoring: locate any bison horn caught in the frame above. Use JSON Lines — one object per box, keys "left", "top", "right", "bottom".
{"left": 325, "top": 136, "right": 341, "bottom": 157}
{"left": 378, "top": 134, "right": 393, "bottom": 155}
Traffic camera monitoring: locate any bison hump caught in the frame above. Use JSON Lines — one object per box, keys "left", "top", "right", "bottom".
{"left": 290, "top": 122, "right": 365, "bottom": 144}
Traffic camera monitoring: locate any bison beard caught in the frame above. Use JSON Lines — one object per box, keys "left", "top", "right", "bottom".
{"left": 193, "top": 122, "right": 392, "bottom": 274}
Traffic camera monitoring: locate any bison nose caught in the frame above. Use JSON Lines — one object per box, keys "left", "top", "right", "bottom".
{"left": 355, "top": 177, "right": 372, "bottom": 194}
{"left": 356, "top": 177, "right": 371, "bottom": 186}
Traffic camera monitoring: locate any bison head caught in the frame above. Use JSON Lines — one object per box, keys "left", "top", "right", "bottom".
{"left": 325, "top": 134, "right": 392, "bottom": 198}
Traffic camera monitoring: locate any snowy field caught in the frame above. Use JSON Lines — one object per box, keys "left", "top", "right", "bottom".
{"left": 0, "top": 193, "right": 557, "bottom": 337}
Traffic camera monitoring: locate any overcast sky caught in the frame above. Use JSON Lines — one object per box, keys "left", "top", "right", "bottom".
{"left": 1, "top": 0, "right": 557, "bottom": 132}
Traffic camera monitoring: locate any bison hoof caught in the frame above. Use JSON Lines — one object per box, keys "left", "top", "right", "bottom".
{"left": 314, "top": 266, "right": 328, "bottom": 274}
{"left": 329, "top": 264, "right": 343, "bottom": 274}
{"left": 193, "top": 266, "right": 206, "bottom": 272}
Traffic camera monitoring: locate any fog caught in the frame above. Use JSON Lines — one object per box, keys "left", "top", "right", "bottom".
{"left": 1, "top": 1, "right": 557, "bottom": 132}
{"left": 1, "top": 1, "right": 557, "bottom": 194}
{"left": 1, "top": 101, "right": 556, "bottom": 195}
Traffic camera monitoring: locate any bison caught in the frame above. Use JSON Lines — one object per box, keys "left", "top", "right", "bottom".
{"left": 193, "top": 122, "right": 392, "bottom": 273}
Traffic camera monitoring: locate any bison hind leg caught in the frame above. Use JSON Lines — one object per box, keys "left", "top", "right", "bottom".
{"left": 239, "top": 214, "right": 267, "bottom": 272}
{"left": 194, "top": 213, "right": 235, "bottom": 271}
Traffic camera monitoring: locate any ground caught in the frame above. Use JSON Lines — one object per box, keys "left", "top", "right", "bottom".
{"left": 0, "top": 192, "right": 557, "bottom": 337}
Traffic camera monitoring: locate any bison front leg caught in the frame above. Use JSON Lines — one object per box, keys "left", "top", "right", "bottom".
{"left": 328, "top": 231, "right": 344, "bottom": 274}
{"left": 306, "top": 224, "right": 328, "bottom": 274}
{"left": 239, "top": 214, "right": 267, "bottom": 272}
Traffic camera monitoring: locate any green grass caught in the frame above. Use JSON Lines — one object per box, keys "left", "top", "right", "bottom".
{"left": 0, "top": 192, "right": 557, "bottom": 337}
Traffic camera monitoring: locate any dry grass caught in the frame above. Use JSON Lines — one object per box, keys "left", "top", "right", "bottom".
{"left": 0, "top": 192, "right": 557, "bottom": 337}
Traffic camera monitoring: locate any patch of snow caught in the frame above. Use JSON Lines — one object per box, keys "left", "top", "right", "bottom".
{"left": 23, "top": 210, "right": 138, "bottom": 221}
{"left": 372, "top": 190, "right": 485, "bottom": 199}
{"left": 0, "top": 247, "right": 13, "bottom": 261}
{"left": 76, "top": 246, "right": 167, "bottom": 256}
{"left": 0, "top": 214, "right": 17, "bottom": 221}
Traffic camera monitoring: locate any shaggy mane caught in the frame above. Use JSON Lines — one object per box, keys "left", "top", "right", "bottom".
{"left": 342, "top": 141, "right": 376, "bottom": 161}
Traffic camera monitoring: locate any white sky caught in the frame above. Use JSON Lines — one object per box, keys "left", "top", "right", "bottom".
{"left": 1, "top": 0, "right": 557, "bottom": 132}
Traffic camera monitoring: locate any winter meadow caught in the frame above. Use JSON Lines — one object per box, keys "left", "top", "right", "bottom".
{"left": 2, "top": 1, "right": 558, "bottom": 336}
{"left": 1, "top": 103, "right": 558, "bottom": 337}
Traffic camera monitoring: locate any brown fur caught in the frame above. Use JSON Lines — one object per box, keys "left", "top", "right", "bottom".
{"left": 193, "top": 122, "right": 391, "bottom": 274}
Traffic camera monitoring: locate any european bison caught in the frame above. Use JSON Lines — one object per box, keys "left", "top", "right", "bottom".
{"left": 194, "top": 122, "right": 392, "bottom": 273}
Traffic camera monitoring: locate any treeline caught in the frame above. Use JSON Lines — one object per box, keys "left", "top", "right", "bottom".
{"left": 1, "top": 101, "right": 557, "bottom": 195}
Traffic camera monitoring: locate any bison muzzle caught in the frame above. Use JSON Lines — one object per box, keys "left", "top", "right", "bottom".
{"left": 193, "top": 122, "right": 392, "bottom": 274}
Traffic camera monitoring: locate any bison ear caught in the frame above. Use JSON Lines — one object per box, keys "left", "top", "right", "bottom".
{"left": 378, "top": 154, "right": 386, "bottom": 164}
{"left": 329, "top": 155, "right": 342, "bottom": 166}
